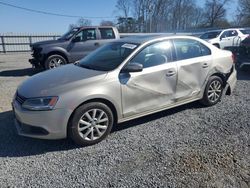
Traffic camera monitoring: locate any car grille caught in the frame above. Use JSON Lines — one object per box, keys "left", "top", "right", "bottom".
{"left": 15, "top": 93, "right": 26, "bottom": 105}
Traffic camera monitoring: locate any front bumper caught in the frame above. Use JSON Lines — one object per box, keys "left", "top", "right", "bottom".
{"left": 12, "top": 99, "right": 73, "bottom": 140}
{"left": 29, "top": 58, "right": 40, "bottom": 67}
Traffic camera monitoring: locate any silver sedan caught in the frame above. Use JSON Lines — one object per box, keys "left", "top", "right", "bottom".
{"left": 12, "top": 35, "right": 237, "bottom": 146}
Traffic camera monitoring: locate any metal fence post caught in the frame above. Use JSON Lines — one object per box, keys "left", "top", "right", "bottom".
{"left": 28, "top": 36, "right": 32, "bottom": 46}
{"left": 1, "top": 36, "right": 6, "bottom": 53}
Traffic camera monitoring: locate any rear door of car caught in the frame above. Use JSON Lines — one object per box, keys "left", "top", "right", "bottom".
{"left": 97, "top": 28, "right": 117, "bottom": 46}
{"left": 67, "top": 28, "right": 100, "bottom": 62}
{"left": 120, "top": 40, "right": 177, "bottom": 117}
{"left": 173, "top": 38, "right": 212, "bottom": 101}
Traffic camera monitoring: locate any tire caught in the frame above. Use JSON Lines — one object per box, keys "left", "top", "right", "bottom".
{"left": 200, "top": 76, "right": 224, "bottom": 106}
{"left": 69, "top": 102, "right": 114, "bottom": 146}
{"left": 44, "top": 54, "right": 67, "bottom": 70}
{"left": 213, "top": 44, "right": 220, "bottom": 49}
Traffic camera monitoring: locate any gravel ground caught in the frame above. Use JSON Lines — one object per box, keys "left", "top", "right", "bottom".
{"left": 0, "top": 53, "right": 249, "bottom": 188}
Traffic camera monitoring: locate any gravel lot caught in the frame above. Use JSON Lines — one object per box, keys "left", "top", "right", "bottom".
{"left": 0, "top": 53, "right": 249, "bottom": 188}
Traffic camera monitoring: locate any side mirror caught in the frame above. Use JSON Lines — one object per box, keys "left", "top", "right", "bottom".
{"left": 72, "top": 36, "right": 81, "bottom": 42}
{"left": 121, "top": 63, "right": 143, "bottom": 73}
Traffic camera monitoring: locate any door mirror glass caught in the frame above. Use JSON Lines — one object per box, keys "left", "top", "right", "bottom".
{"left": 121, "top": 63, "right": 143, "bottom": 73}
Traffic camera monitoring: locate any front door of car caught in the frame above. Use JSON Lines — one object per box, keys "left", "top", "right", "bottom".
{"left": 67, "top": 29, "right": 100, "bottom": 62}
{"left": 173, "top": 39, "right": 212, "bottom": 101}
{"left": 119, "top": 40, "right": 177, "bottom": 118}
{"left": 219, "top": 30, "right": 238, "bottom": 49}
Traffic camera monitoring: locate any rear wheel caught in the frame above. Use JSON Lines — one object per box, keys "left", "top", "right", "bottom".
{"left": 69, "top": 102, "right": 114, "bottom": 146}
{"left": 200, "top": 76, "right": 223, "bottom": 106}
{"left": 44, "top": 54, "right": 67, "bottom": 70}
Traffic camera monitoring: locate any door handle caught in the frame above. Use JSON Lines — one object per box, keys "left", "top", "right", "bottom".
{"left": 166, "top": 70, "right": 176, "bottom": 77}
{"left": 202, "top": 63, "right": 209, "bottom": 68}
{"left": 94, "top": 42, "right": 100, "bottom": 46}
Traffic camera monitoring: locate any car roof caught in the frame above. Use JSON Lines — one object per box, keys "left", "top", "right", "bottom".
{"left": 115, "top": 35, "right": 199, "bottom": 45}
{"left": 74, "top": 26, "right": 116, "bottom": 29}
{"left": 203, "top": 30, "right": 222, "bottom": 33}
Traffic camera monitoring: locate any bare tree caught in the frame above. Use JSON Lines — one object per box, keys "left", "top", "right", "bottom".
{"left": 116, "top": 0, "right": 132, "bottom": 18}
{"left": 100, "top": 20, "right": 115, "bottom": 26}
{"left": 116, "top": 0, "right": 134, "bottom": 32}
{"left": 68, "top": 24, "right": 77, "bottom": 30}
{"left": 115, "top": 0, "right": 232, "bottom": 32}
{"left": 203, "top": 0, "right": 230, "bottom": 27}
{"left": 77, "top": 18, "right": 92, "bottom": 27}
{"left": 237, "top": 0, "right": 250, "bottom": 26}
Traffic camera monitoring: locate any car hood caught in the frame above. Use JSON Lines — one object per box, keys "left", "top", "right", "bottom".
{"left": 18, "top": 64, "right": 108, "bottom": 98}
{"left": 31, "top": 39, "right": 65, "bottom": 47}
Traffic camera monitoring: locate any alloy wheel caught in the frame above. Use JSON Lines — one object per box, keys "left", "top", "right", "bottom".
{"left": 49, "top": 58, "right": 64, "bottom": 69}
{"left": 207, "top": 80, "right": 222, "bottom": 103}
{"left": 77, "top": 109, "right": 109, "bottom": 141}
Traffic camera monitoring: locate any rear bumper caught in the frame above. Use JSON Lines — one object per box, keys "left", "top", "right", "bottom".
{"left": 225, "top": 66, "right": 237, "bottom": 95}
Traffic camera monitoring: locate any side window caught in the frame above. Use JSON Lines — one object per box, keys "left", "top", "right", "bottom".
{"left": 199, "top": 42, "right": 211, "bottom": 56}
{"left": 173, "top": 39, "right": 211, "bottom": 60}
{"left": 99, "top": 28, "right": 115, "bottom": 39}
{"left": 75, "top": 29, "right": 96, "bottom": 41}
{"left": 228, "top": 30, "right": 238, "bottom": 37}
{"left": 221, "top": 31, "right": 230, "bottom": 38}
{"left": 131, "top": 40, "right": 173, "bottom": 68}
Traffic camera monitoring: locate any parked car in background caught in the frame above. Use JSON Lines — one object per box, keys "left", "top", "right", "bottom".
{"left": 200, "top": 28, "right": 250, "bottom": 49}
{"left": 236, "top": 36, "right": 250, "bottom": 70}
{"left": 29, "top": 26, "right": 120, "bottom": 70}
{"left": 13, "top": 35, "right": 237, "bottom": 146}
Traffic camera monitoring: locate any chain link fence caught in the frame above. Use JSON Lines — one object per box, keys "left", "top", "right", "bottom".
{"left": 0, "top": 33, "right": 60, "bottom": 53}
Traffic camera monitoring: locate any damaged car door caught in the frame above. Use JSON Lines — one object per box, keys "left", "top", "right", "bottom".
{"left": 173, "top": 38, "right": 212, "bottom": 101}
{"left": 120, "top": 40, "right": 177, "bottom": 117}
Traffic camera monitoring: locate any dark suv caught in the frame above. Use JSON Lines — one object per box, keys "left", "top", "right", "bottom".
{"left": 29, "top": 26, "right": 120, "bottom": 70}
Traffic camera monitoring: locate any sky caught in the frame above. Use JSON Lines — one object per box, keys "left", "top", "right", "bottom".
{"left": 0, "top": 0, "right": 238, "bottom": 34}
{"left": 0, "top": 0, "right": 118, "bottom": 34}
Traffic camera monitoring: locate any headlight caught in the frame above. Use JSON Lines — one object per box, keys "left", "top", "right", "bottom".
{"left": 22, "top": 97, "right": 58, "bottom": 111}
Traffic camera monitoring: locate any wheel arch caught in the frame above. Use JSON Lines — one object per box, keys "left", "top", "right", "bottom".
{"left": 67, "top": 98, "right": 118, "bottom": 137}
{"left": 209, "top": 72, "right": 231, "bottom": 95}
{"left": 210, "top": 72, "right": 227, "bottom": 86}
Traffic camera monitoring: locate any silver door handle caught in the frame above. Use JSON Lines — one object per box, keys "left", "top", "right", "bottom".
{"left": 166, "top": 71, "right": 176, "bottom": 77}
{"left": 202, "top": 63, "right": 209, "bottom": 68}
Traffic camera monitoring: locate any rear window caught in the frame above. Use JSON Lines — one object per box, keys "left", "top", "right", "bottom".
{"left": 99, "top": 28, "right": 115, "bottom": 39}
{"left": 174, "top": 39, "right": 211, "bottom": 60}
{"left": 240, "top": 29, "right": 250, "bottom": 34}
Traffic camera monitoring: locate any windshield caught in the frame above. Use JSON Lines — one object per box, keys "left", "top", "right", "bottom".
{"left": 240, "top": 29, "right": 250, "bottom": 34}
{"left": 200, "top": 31, "right": 221, "bottom": 39}
{"left": 78, "top": 42, "right": 139, "bottom": 71}
{"left": 59, "top": 28, "right": 79, "bottom": 40}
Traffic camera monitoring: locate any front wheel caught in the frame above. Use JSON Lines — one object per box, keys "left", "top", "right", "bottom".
{"left": 69, "top": 102, "right": 114, "bottom": 146}
{"left": 200, "top": 76, "right": 224, "bottom": 106}
{"left": 44, "top": 55, "right": 67, "bottom": 70}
